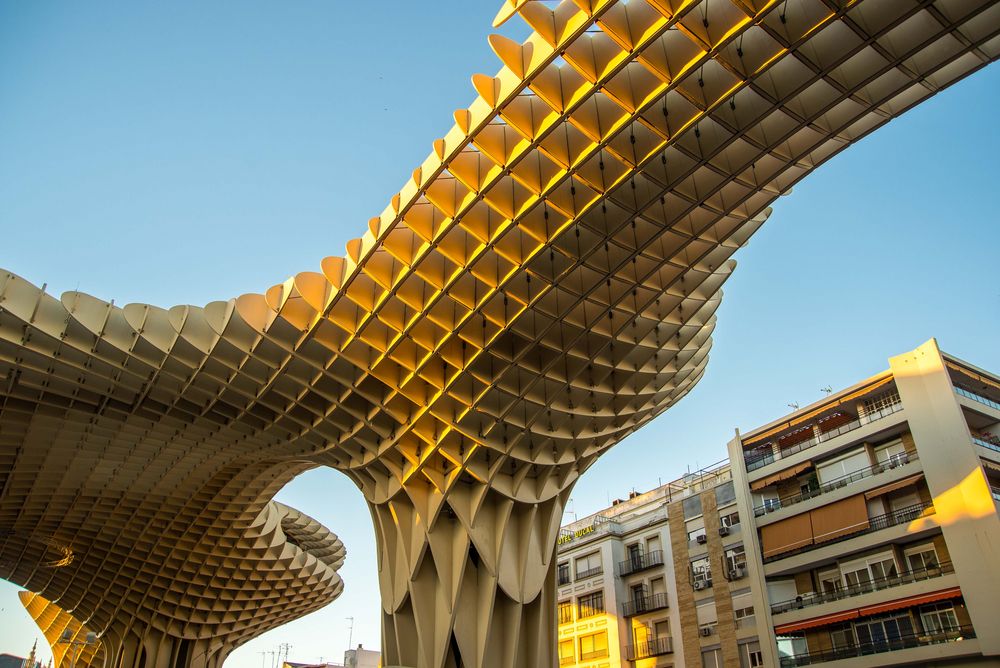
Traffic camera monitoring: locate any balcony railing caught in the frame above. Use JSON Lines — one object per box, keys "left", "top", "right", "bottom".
{"left": 576, "top": 566, "right": 603, "bottom": 580}
{"left": 778, "top": 625, "right": 976, "bottom": 666}
{"left": 956, "top": 386, "right": 1000, "bottom": 412}
{"left": 622, "top": 592, "right": 669, "bottom": 617}
{"left": 769, "top": 561, "right": 954, "bottom": 614}
{"left": 763, "top": 501, "right": 935, "bottom": 563}
{"left": 972, "top": 435, "right": 1000, "bottom": 454}
{"left": 618, "top": 550, "right": 664, "bottom": 577}
{"left": 745, "top": 402, "right": 903, "bottom": 472}
{"left": 754, "top": 453, "right": 919, "bottom": 517}
{"left": 579, "top": 649, "right": 609, "bottom": 661}
{"left": 625, "top": 636, "right": 673, "bottom": 661}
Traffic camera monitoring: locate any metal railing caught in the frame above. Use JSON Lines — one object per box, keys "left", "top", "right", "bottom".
{"left": 769, "top": 561, "right": 954, "bottom": 614}
{"left": 625, "top": 636, "right": 673, "bottom": 660}
{"left": 972, "top": 435, "right": 1000, "bottom": 454}
{"left": 621, "top": 592, "right": 669, "bottom": 617}
{"left": 618, "top": 549, "right": 664, "bottom": 577}
{"left": 753, "top": 453, "right": 919, "bottom": 516}
{"left": 778, "top": 625, "right": 976, "bottom": 666}
{"left": 763, "top": 501, "right": 935, "bottom": 563}
{"left": 745, "top": 402, "right": 903, "bottom": 472}
{"left": 576, "top": 566, "right": 603, "bottom": 580}
{"left": 579, "top": 648, "right": 610, "bottom": 661}
{"left": 956, "top": 386, "right": 1000, "bottom": 412}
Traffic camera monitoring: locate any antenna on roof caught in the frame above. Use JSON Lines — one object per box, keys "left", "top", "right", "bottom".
{"left": 821, "top": 386, "right": 833, "bottom": 395}
{"left": 787, "top": 402, "right": 800, "bottom": 410}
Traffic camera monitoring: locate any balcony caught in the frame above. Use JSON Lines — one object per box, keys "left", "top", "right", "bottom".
{"left": 746, "top": 401, "right": 903, "bottom": 473}
{"left": 956, "top": 386, "right": 1000, "bottom": 412}
{"left": 618, "top": 550, "right": 664, "bottom": 577}
{"left": 579, "top": 649, "right": 609, "bottom": 661}
{"left": 621, "top": 592, "right": 669, "bottom": 617}
{"left": 763, "top": 501, "right": 935, "bottom": 564}
{"left": 973, "top": 434, "right": 1000, "bottom": 455}
{"left": 770, "top": 562, "right": 954, "bottom": 615}
{"left": 754, "top": 453, "right": 919, "bottom": 517}
{"left": 626, "top": 636, "right": 673, "bottom": 661}
{"left": 778, "top": 625, "right": 976, "bottom": 666}
{"left": 576, "top": 566, "right": 603, "bottom": 580}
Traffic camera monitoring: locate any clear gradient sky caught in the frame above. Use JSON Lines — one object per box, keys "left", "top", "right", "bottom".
{"left": 1, "top": 2, "right": 998, "bottom": 666}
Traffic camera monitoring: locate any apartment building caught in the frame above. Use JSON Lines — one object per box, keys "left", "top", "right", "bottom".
{"left": 555, "top": 461, "right": 767, "bottom": 668}
{"left": 729, "top": 339, "right": 1000, "bottom": 667}
{"left": 556, "top": 339, "right": 999, "bottom": 667}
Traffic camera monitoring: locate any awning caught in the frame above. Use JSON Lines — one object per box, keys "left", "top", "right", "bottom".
{"left": 864, "top": 474, "right": 924, "bottom": 499}
{"left": 773, "top": 587, "right": 963, "bottom": 635}
{"left": 982, "top": 459, "right": 1000, "bottom": 474}
{"left": 946, "top": 361, "right": 1000, "bottom": 392}
{"left": 751, "top": 461, "right": 814, "bottom": 491}
{"left": 774, "top": 610, "right": 860, "bottom": 635}
{"left": 857, "top": 587, "right": 962, "bottom": 617}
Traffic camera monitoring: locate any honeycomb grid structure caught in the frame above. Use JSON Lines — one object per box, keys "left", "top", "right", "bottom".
{"left": 1, "top": 1, "right": 997, "bottom": 667}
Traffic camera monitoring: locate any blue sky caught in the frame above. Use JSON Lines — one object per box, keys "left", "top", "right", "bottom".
{"left": 1, "top": 2, "right": 998, "bottom": 666}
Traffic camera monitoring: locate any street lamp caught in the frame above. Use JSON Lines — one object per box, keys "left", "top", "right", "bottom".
{"left": 56, "top": 630, "right": 98, "bottom": 668}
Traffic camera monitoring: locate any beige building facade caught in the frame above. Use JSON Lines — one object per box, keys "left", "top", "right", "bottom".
{"left": 555, "top": 462, "right": 766, "bottom": 668}
{"left": 557, "top": 340, "right": 999, "bottom": 667}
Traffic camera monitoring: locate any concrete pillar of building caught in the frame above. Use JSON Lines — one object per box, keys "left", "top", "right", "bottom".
{"left": 889, "top": 338, "right": 1000, "bottom": 655}
{"left": 726, "top": 433, "right": 781, "bottom": 668}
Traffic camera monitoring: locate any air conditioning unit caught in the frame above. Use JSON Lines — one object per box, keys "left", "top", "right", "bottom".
{"left": 730, "top": 566, "right": 746, "bottom": 580}
{"left": 696, "top": 534, "right": 708, "bottom": 544}
{"left": 700, "top": 627, "right": 713, "bottom": 637}
{"left": 719, "top": 526, "right": 730, "bottom": 537}
{"left": 693, "top": 581, "right": 706, "bottom": 590}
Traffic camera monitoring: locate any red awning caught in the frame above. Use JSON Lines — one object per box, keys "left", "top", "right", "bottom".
{"left": 774, "top": 610, "right": 860, "bottom": 635}
{"left": 774, "top": 587, "right": 964, "bottom": 635}
{"left": 857, "top": 587, "right": 962, "bottom": 617}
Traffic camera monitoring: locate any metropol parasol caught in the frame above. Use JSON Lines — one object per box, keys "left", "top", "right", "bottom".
{"left": 0, "top": 1, "right": 997, "bottom": 667}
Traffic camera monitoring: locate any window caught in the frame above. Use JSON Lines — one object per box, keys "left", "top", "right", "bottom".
{"left": 558, "top": 600, "right": 573, "bottom": 625}
{"left": 720, "top": 511, "right": 741, "bottom": 528}
{"left": 905, "top": 546, "right": 939, "bottom": 572}
{"left": 654, "top": 620, "right": 669, "bottom": 638}
{"left": 920, "top": 602, "right": 959, "bottom": 633}
{"left": 683, "top": 495, "right": 703, "bottom": 519}
{"left": 842, "top": 553, "right": 898, "bottom": 590}
{"left": 816, "top": 448, "right": 870, "bottom": 485}
{"left": 855, "top": 613, "right": 914, "bottom": 647}
{"left": 579, "top": 631, "right": 608, "bottom": 660}
{"left": 818, "top": 568, "right": 841, "bottom": 594}
{"left": 715, "top": 480, "right": 736, "bottom": 507}
{"left": 740, "top": 641, "right": 763, "bottom": 668}
{"left": 734, "top": 605, "right": 755, "bottom": 629}
{"left": 725, "top": 546, "right": 747, "bottom": 576}
{"left": 869, "top": 557, "right": 898, "bottom": 581}
{"left": 688, "top": 526, "right": 707, "bottom": 543}
{"left": 575, "top": 552, "right": 602, "bottom": 579}
{"left": 578, "top": 591, "right": 604, "bottom": 619}
{"left": 649, "top": 576, "right": 666, "bottom": 596}
{"left": 829, "top": 624, "right": 854, "bottom": 650}
{"left": 701, "top": 647, "right": 722, "bottom": 668}
{"left": 874, "top": 438, "right": 909, "bottom": 467}
{"left": 559, "top": 639, "right": 575, "bottom": 665}
{"left": 762, "top": 496, "right": 782, "bottom": 512}
{"left": 691, "top": 557, "right": 712, "bottom": 588}
{"left": 557, "top": 562, "right": 570, "bottom": 585}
